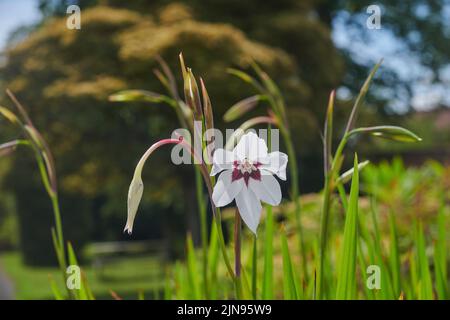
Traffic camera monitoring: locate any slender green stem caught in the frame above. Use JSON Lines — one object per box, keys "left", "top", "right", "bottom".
{"left": 50, "top": 195, "right": 66, "bottom": 267}
{"left": 195, "top": 167, "right": 209, "bottom": 298}
{"left": 234, "top": 209, "right": 243, "bottom": 299}
{"left": 213, "top": 211, "right": 235, "bottom": 278}
{"left": 206, "top": 174, "right": 235, "bottom": 280}
{"left": 316, "top": 174, "right": 331, "bottom": 300}
{"left": 234, "top": 209, "right": 241, "bottom": 278}
{"left": 35, "top": 151, "right": 71, "bottom": 297}
{"left": 252, "top": 235, "right": 257, "bottom": 299}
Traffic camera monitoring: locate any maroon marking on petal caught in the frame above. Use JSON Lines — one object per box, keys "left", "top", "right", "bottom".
{"left": 232, "top": 168, "right": 243, "bottom": 182}
{"left": 243, "top": 172, "right": 250, "bottom": 186}
{"left": 250, "top": 169, "right": 261, "bottom": 182}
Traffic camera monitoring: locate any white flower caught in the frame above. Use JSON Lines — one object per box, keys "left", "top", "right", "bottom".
{"left": 211, "top": 132, "right": 288, "bottom": 234}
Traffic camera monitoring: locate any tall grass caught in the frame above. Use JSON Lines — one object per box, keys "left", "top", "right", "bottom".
{"left": 1, "top": 57, "right": 447, "bottom": 300}
{"left": 155, "top": 59, "right": 447, "bottom": 301}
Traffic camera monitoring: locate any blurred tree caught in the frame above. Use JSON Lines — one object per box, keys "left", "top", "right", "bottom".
{"left": 0, "top": 2, "right": 342, "bottom": 264}
{"left": 319, "top": 0, "right": 450, "bottom": 112}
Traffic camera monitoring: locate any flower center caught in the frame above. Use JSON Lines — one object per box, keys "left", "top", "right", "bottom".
{"left": 232, "top": 158, "right": 261, "bottom": 186}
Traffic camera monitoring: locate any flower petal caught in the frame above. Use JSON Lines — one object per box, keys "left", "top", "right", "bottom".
{"left": 260, "top": 151, "right": 288, "bottom": 180}
{"left": 249, "top": 171, "right": 282, "bottom": 206}
{"left": 210, "top": 148, "right": 235, "bottom": 176}
{"left": 125, "top": 175, "right": 144, "bottom": 234}
{"left": 235, "top": 187, "right": 262, "bottom": 235}
{"left": 234, "top": 131, "right": 268, "bottom": 162}
{"left": 212, "top": 170, "right": 244, "bottom": 207}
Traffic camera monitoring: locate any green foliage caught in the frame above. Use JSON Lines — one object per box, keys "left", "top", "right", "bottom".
{"left": 261, "top": 206, "right": 274, "bottom": 299}
{"left": 280, "top": 229, "right": 299, "bottom": 300}
{"left": 1, "top": 251, "right": 165, "bottom": 299}
{"left": 1, "top": 3, "right": 335, "bottom": 259}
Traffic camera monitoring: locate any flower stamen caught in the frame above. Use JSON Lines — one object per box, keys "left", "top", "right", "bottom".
{"left": 232, "top": 158, "right": 261, "bottom": 186}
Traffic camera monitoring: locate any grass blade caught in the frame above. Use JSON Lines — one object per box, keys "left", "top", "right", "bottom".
{"left": 261, "top": 206, "right": 274, "bottom": 299}
{"left": 207, "top": 220, "right": 220, "bottom": 299}
{"left": 186, "top": 233, "right": 201, "bottom": 299}
{"left": 324, "top": 90, "right": 334, "bottom": 176}
{"left": 415, "top": 222, "right": 433, "bottom": 299}
{"left": 336, "top": 154, "right": 359, "bottom": 300}
{"left": 281, "top": 228, "right": 298, "bottom": 300}
{"left": 388, "top": 211, "right": 401, "bottom": 297}
{"left": 434, "top": 205, "right": 447, "bottom": 299}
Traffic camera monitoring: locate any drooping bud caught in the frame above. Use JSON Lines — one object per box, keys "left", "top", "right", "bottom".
{"left": 125, "top": 137, "right": 183, "bottom": 234}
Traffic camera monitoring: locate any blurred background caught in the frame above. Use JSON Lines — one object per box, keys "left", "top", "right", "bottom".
{"left": 0, "top": 0, "right": 449, "bottom": 299}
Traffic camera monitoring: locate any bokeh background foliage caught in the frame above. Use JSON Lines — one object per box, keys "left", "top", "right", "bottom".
{"left": 0, "top": 1, "right": 344, "bottom": 265}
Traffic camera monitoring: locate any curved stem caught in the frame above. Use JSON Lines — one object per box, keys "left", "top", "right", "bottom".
{"left": 195, "top": 166, "right": 209, "bottom": 298}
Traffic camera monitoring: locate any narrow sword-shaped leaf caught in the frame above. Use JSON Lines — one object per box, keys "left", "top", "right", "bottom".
{"left": 415, "top": 222, "right": 433, "bottom": 299}
{"left": 434, "top": 205, "right": 447, "bottom": 299}
{"left": 336, "top": 160, "right": 370, "bottom": 185}
{"left": 388, "top": 211, "right": 401, "bottom": 298}
{"left": 324, "top": 90, "right": 335, "bottom": 176}
{"left": 227, "top": 68, "right": 264, "bottom": 92}
{"left": 155, "top": 55, "right": 179, "bottom": 99}
{"left": 0, "top": 140, "right": 28, "bottom": 157}
{"left": 0, "top": 106, "right": 22, "bottom": 126}
{"left": 344, "top": 60, "right": 382, "bottom": 134}
{"left": 261, "top": 206, "right": 274, "bottom": 299}
{"left": 336, "top": 154, "right": 359, "bottom": 300}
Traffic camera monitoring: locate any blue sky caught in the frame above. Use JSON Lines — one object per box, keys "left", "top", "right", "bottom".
{"left": 0, "top": 0, "right": 41, "bottom": 51}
